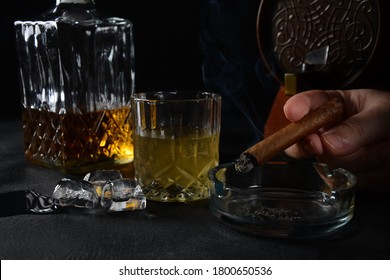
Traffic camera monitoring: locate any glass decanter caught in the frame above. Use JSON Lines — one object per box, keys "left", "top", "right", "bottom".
{"left": 14, "top": 0, "right": 135, "bottom": 174}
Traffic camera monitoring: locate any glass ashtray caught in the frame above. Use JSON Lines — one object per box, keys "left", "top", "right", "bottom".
{"left": 208, "top": 160, "right": 357, "bottom": 239}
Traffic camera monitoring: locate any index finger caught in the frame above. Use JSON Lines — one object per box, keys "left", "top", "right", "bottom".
{"left": 283, "top": 90, "right": 342, "bottom": 122}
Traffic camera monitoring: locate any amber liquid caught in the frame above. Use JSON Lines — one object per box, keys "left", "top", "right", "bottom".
{"left": 134, "top": 131, "right": 219, "bottom": 202}
{"left": 22, "top": 107, "right": 133, "bottom": 174}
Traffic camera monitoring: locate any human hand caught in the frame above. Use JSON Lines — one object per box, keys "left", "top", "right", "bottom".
{"left": 283, "top": 89, "right": 390, "bottom": 190}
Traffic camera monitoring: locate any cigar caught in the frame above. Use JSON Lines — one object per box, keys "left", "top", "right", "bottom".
{"left": 234, "top": 98, "right": 345, "bottom": 172}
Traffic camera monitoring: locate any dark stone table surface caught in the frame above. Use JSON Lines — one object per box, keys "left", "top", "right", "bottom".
{"left": 1, "top": 120, "right": 390, "bottom": 260}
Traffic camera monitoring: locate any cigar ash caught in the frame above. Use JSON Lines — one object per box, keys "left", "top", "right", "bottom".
{"left": 234, "top": 152, "right": 258, "bottom": 173}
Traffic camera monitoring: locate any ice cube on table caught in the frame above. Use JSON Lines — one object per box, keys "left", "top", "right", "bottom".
{"left": 52, "top": 178, "right": 99, "bottom": 209}
{"left": 101, "top": 179, "right": 146, "bottom": 212}
{"left": 83, "top": 169, "right": 123, "bottom": 197}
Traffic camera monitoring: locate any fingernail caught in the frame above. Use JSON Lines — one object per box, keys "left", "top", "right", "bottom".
{"left": 322, "top": 132, "right": 345, "bottom": 151}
